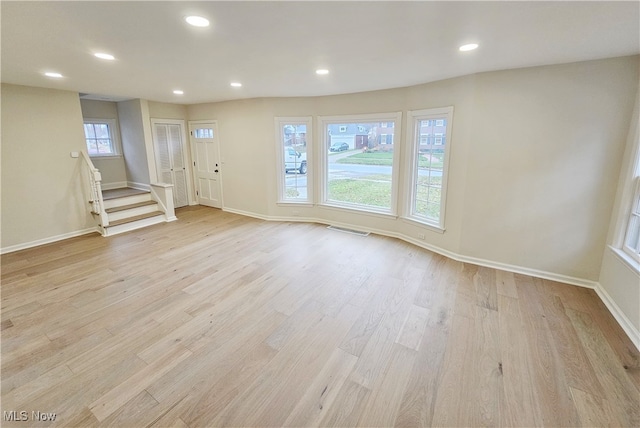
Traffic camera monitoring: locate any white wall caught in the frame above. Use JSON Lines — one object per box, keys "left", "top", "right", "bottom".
{"left": 148, "top": 101, "right": 188, "bottom": 120}
{"left": 117, "top": 99, "right": 151, "bottom": 187}
{"left": 79, "top": 99, "right": 127, "bottom": 186}
{"left": 460, "top": 59, "right": 636, "bottom": 281}
{"left": 1, "top": 84, "right": 95, "bottom": 249}
{"left": 187, "top": 56, "right": 639, "bottom": 284}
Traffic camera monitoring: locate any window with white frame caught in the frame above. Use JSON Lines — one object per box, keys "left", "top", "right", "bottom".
{"left": 406, "top": 107, "right": 454, "bottom": 229}
{"left": 320, "top": 112, "right": 401, "bottom": 214}
{"left": 275, "top": 117, "right": 312, "bottom": 204}
{"left": 623, "top": 171, "right": 640, "bottom": 263}
{"left": 83, "top": 119, "right": 119, "bottom": 157}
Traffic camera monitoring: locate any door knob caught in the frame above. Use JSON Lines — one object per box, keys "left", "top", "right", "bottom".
{"left": 215, "top": 169, "right": 219, "bottom": 173}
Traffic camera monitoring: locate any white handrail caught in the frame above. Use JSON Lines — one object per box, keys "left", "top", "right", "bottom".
{"left": 80, "top": 151, "right": 109, "bottom": 227}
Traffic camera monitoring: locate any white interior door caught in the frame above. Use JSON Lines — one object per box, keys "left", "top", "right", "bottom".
{"left": 189, "top": 122, "right": 222, "bottom": 208}
{"left": 152, "top": 121, "right": 189, "bottom": 208}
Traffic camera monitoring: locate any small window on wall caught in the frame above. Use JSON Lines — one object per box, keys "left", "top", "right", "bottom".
{"left": 193, "top": 128, "right": 213, "bottom": 139}
{"left": 406, "top": 107, "right": 454, "bottom": 230}
{"left": 275, "top": 117, "right": 312, "bottom": 204}
{"left": 83, "top": 119, "right": 119, "bottom": 157}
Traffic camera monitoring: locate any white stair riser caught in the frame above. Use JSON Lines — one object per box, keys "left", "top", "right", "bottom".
{"left": 103, "top": 193, "right": 152, "bottom": 210}
{"left": 108, "top": 204, "right": 160, "bottom": 222}
{"left": 102, "top": 215, "right": 166, "bottom": 237}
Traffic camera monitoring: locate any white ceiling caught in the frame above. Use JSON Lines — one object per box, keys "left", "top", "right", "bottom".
{"left": 2, "top": 1, "right": 639, "bottom": 104}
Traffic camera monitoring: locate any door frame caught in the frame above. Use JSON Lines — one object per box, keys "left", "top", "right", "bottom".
{"left": 188, "top": 120, "right": 224, "bottom": 209}
{"left": 150, "top": 118, "right": 195, "bottom": 206}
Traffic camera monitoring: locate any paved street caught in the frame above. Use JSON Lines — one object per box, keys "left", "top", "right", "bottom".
{"left": 285, "top": 150, "right": 443, "bottom": 194}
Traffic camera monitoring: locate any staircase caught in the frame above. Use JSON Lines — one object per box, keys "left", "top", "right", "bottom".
{"left": 80, "top": 151, "right": 176, "bottom": 237}
{"left": 98, "top": 188, "right": 166, "bottom": 236}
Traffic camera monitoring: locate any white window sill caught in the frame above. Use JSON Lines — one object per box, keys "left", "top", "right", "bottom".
{"left": 277, "top": 201, "right": 314, "bottom": 207}
{"left": 609, "top": 246, "right": 640, "bottom": 275}
{"left": 401, "top": 217, "right": 445, "bottom": 234}
{"left": 89, "top": 155, "right": 123, "bottom": 160}
{"left": 319, "top": 203, "right": 398, "bottom": 220}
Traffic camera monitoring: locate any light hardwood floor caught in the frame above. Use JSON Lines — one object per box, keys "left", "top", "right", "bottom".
{"left": 1, "top": 206, "right": 639, "bottom": 427}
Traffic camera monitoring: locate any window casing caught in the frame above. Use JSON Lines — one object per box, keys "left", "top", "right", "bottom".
{"left": 623, "top": 176, "right": 640, "bottom": 264}
{"left": 405, "top": 107, "right": 454, "bottom": 230}
{"left": 83, "top": 119, "right": 120, "bottom": 157}
{"left": 275, "top": 117, "right": 312, "bottom": 204}
{"left": 320, "top": 112, "right": 402, "bottom": 215}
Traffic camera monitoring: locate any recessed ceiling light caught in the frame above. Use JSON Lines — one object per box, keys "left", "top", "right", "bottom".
{"left": 94, "top": 53, "right": 115, "bottom": 60}
{"left": 316, "top": 69, "right": 330, "bottom": 75}
{"left": 459, "top": 43, "right": 479, "bottom": 52}
{"left": 173, "top": 90, "right": 184, "bottom": 95}
{"left": 230, "top": 82, "right": 242, "bottom": 88}
{"left": 185, "top": 16, "right": 210, "bottom": 27}
{"left": 44, "top": 72, "right": 63, "bottom": 78}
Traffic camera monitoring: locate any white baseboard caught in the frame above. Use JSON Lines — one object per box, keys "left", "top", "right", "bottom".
{"left": 1, "top": 228, "right": 100, "bottom": 255}
{"left": 222, "top": 207, "right": 274, "bottom": 221}
{"left": 594, "top": 284, "right": 640, "bottom": 351}
{"left": 101, "top": 181, "right": 128, "bottom": 191}
{"left": 127, "top": 181, "right": 151, "bottom": 191}
{"left": 222, "top": 208, "right": 598, "bottom": 288}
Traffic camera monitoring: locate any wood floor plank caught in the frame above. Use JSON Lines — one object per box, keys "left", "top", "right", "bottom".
{"left": 394, "top": 256, "right": 459, "bottom": 428}
{"left": 89, "top": 346, "right": 192, "bottom": 421}
{"left": 1, "top": 206, "right": 637, "bottom": 427}
{"left": 495, "top": 269, "right": 518, "bottom": 298}
{"left": 357, "top": 343, "right": 417, "bottom": 427}
{"left": 283, "top": 348, "right": 358, "bottom": 427}
{"left": 536, "top": 288, "right": 605, "bottom": 398}
{"left": 570, "top": 386, "right": 624, "bottom": 427}
{"left": 498, "top": 294, "right": 543, "bottom": 427}
{"left": 515, "top": 274, "right": 582, "bottom": 427}
{"left": 566, "top": 308, "right": 640, "bottom": 427}
{"left": 395, "top": 304, "right": 430, "bottom": 351}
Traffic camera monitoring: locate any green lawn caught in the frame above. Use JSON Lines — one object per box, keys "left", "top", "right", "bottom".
{"left": 326, "top": 174, "right": 442, "bottom": 216}
{"left": 328, "top": 177, "right": 391, "bottom": 208}
{"left": 414, "top": 176, "right": 442, "bottom": 219}
{"left": 336, "top": 151, "right": 443, "bottom": 168}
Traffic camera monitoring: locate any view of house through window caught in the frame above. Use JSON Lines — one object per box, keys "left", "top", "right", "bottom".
{"left": 623, "top": 158, "right": 640, "bottom": 264}
{"left": 276, "top": 118, "right": 311, "bottom": 203}
{"left": 407, "top": 107, "right": 453, "bottom": 229}
{"left": 323, "top": 114, "right": 400, "bottom": 213}
{"left": 83, "top": 119, "right": 118, "bottom": 156}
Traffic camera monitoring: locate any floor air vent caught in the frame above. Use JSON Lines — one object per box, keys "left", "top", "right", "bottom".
{"left": 327, "top": 225, "right": 370, "bottom": 237}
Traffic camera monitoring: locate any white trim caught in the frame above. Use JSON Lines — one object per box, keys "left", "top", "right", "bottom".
{"left": 609, "top": 245, "right": 640, "bottom": 274}
{"left": 83, "top": 118, "right": 122, "bottom": 157}
{"left": 221, "top": 211, "right": 640, "bottom": 349}
{"left": 318, "top": 203, "right": 398, "bottom": 221}
{"left": 220, "top": 209, "right": 598, "bottom": 289}
{"left": 594, "top": 282, "right": 640, "bottom": 351}
{"left": 612, "top": 91, "right": 640, "bottom": 249}
{"left": 223, "top": 207, "right": 272, "bottom": 221}
{"left": 0, "top": 228, "right": 100, "bottom": 255}
{"left": 405, "top": 106, "right": 454, "bottom": 230}
{"left": 401, "top": 217, "right": 445, "bottom": 234}
{"left": 127, "top": 181, "right": 151, "bottom": 191}
{"left": 101, "top": 181, "right": 128, "bottom": 191}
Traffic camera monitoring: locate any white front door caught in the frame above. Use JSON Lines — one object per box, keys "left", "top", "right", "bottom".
{"left": 151, "top": 121, "right": 189, "bottom": 208}
{"left": 189, "top": 121, "right": 222, "bottom": 208}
